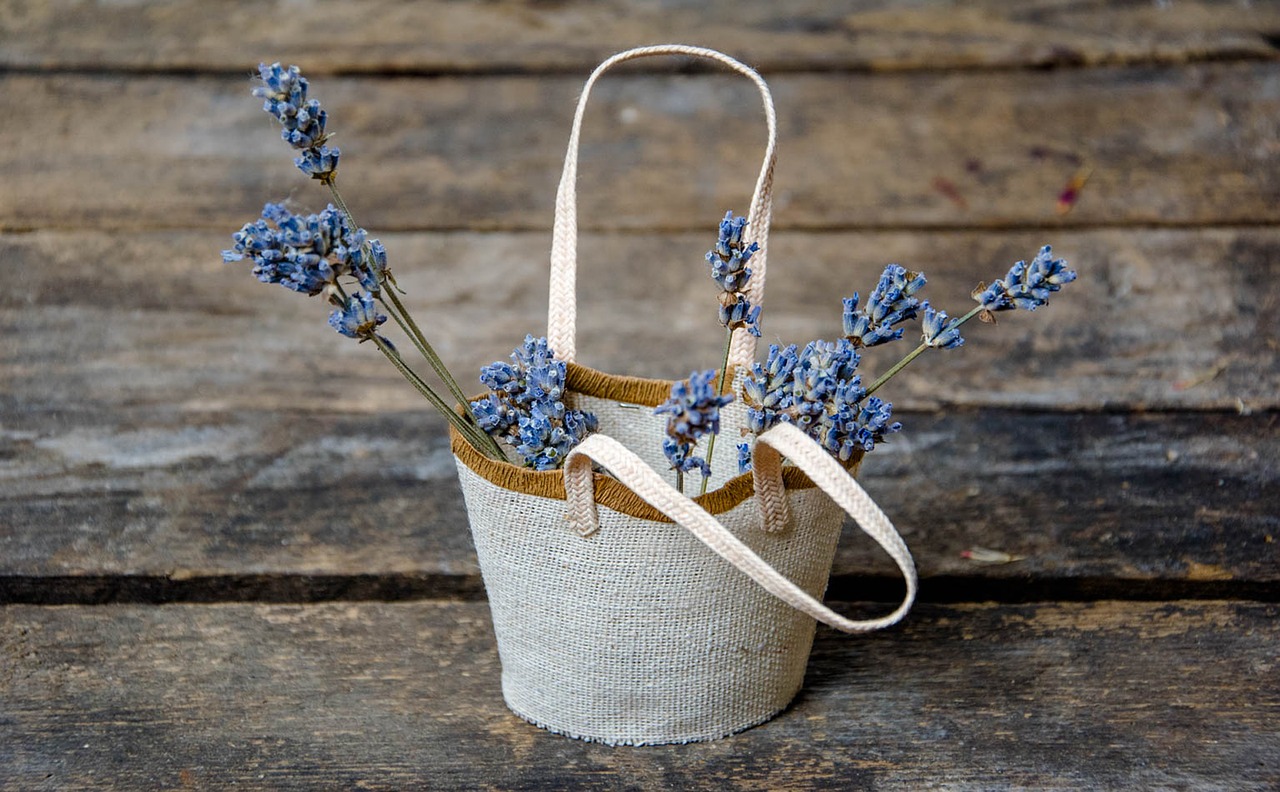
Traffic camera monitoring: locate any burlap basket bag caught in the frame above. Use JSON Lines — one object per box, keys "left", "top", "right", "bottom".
{"left": 451, "top": 45, "right": 918, "bottom": 746}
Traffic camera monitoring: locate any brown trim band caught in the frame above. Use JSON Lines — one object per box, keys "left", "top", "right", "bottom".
{"left": 449, "top": 363, "right": 824, "bottom": 522}
{"left": 561, "top": 361, "right": 746, "bottom": 406}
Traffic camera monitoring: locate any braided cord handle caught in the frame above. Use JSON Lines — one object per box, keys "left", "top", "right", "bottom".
{"left": 547, "top": 44, "right": 778, "bottom": 369}
{"left": 562, "top": 429, "right": 917, "bottom": 634}
{"left": 749, "top": 421, "right": 917, "bottom": 627}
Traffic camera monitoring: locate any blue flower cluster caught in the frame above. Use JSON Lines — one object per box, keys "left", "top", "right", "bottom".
{"left": 707, "top": 212, "right": 762, "bottom": 337}
{"left": 921, "top": 302, "right": 965, "bottom": 349}
{"left": 328, "top": 292, "right": 387, "bottom": 341}
{"left": 656, "top": 370, "right": 735, "bottom": 478}
{"left": 254, "top": 63, "right": 340, "bottom": 180}
{"left": 843, "top": 264, "right": 927, "bottom": 348}
{"left": 743, "top": 340, "right": 902, "bottom": 462}
{"left": 974, "top": 245, "right": 1077, "bottom": 314}
{"left": 222, "top": 203, "right": 387, "bottom": 297}
{"left": 470, "top": 335, "right": 598, "bottom": 470}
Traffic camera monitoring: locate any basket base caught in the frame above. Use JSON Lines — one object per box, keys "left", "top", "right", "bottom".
{"left": 503, "top": 693, "right": 797, "bottom": 747}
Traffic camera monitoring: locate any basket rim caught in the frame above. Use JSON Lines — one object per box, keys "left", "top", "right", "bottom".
{"left": 449, "top": 362, "right": 823, "bottom": 522}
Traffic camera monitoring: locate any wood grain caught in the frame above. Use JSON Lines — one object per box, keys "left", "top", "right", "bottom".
{"left": 3, "top": 5, "right": 1276, "bottom": 785}
{"left": 2, "top": 600, "right": 1276, "bottom": 790}
{"left": 1, "top": 0, "right": 1276, "bottom": 74}
{"left": 4, "top": 228, "right": 1275, "bottom": 412}
{"left": 2, "top": 63, "right": 1277, "bottom": 232}
{"left": 3, "top": 406, "right": 1275, "bottom": 599}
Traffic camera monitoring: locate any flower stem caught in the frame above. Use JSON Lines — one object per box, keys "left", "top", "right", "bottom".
{"left": 699, "top": 327, "right": 735, "bottom": 496}
{"left": 323, "top": 177, "right": 356, "bottom": 225}
{"left": 370, "top": 335, "right": 504, "bottom": 459}
{"left": 383, "top": 287, "right": 475, "bottom": 412}
{"left": 323, "top": 179, "right": 506, "bottom": 459}
{"left": 864, "top": 304, "right": 985, "bottom": 398}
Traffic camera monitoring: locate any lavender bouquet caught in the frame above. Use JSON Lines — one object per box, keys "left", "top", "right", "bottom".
{"left": 655, "top": 212, "right": 1076, "bottom": 494}
{"left": 222, "top": 64, "right": 595, "bottom": 469}
{"left": 224, "top": 63, "right": 1076, "bottom": 490}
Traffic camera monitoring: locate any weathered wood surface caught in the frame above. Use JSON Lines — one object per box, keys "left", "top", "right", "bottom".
{"left": 4, "top": 228, "right": 1276, "bottom": 412}
{"left": 3, "top": 63, "right": 1279, "bottom": 233}
{"left": 2, "top": 601, "right": 1276, "bottom": 790}
{"left": 5, "top": 224, "right": 1276, "bottom": 601}
{"left": 3, "top": 4, "right": 1277, "bottom": 786}
{"left": 2, "top": 0, "right": 1277, "bottom": 74}
{"left": 3, "top": 406, "right": 1275, "bottom": 601}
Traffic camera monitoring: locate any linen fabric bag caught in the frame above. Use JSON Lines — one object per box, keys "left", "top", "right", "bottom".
{"left": 451, "top": 45, "right": 917, "bottom": 746}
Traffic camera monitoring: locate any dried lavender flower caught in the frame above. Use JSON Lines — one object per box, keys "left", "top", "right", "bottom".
{"left": 737, "top": 442, "right": 753, "bottom": 474}
{"left": 707, "top": 211, "right": 759, "bottom": 292}
{"left": 921, "top": 302, "right": 965, "bottom": 350}
{"left": 718, "top": 293, "right": 762, "bottom": 337}
{"left": 743, "top": 339, "right": 900, "bottom": 461}
{"left": 223, "top": 203, "right": 386, "bottom": 297}
{"left": 472, "top": 335, "right": 597, "bottom": 470}
{"left": 254, "top": 62, "right": 341, "bottom": 180}
{"left": 656, "top": 369, "right": 735, "bottom": 478}
{"left": 974, "top": 245, "right": 1077, "bottom": 315}
{"left": 706, "top": 211, "right": 762, "bottom": 337}
{"left": 328, "top": 291, "right": 387, "bottom": 342}
{"left": 515, "top": 401, "right": 588, "bottom": 472}
{"left": 843, "top": 264, "right": 927, "bottom": 348}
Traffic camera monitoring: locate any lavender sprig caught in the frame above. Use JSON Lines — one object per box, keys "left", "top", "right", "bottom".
{"left": 843, "top": 264, "right": 927, "bottom": 348}
{"left": 974, "top": 245, "right": 1077, "bottom": 317}
{"left": 707, "top": 211, "right": 762, "bottom": 338}
{"left": 743, "top": 340, "right": 901, "bottom": 462}
{"left": 472, "top": 336, "right": 598, "bottom": 470}
{"left": 699, "top": 211, "right": 763, "bottom": 493}
{"left": 228, "top": 64, "right": 505, "bottom": 459}
{"left": 254, "top": 62, "right": 340, "bottom": 181}
{"left": 223, "top": 203, "right": 386, "bottom": 299}
{"left": 656, "top": 370, "right": 735, "bottom": 489}
{"left": 863, "top": 246, "right": 1077, "bottom": 400}
{"left": 252, "top": 64, "right": 476, "bottom": 425}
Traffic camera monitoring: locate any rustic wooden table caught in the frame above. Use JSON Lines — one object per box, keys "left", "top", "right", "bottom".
{"left": 2, "top": 2, "right": 1278, "bottom": 789}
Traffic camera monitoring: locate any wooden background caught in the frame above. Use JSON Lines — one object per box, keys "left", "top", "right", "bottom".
{"left": 1, "top": 1, "right": 1277, "bottom": 789}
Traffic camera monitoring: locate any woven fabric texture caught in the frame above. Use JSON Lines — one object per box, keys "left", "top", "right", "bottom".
{"left": 456, "top": 445, "right": 844, "bottom": 745}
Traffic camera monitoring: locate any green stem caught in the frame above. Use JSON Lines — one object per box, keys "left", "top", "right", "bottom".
{"left": 374, "top": 302, "right": 505, "bottom": 459}
{"left": 676, "top": 469, "right": 685, "bottom": 495}
{"left": 323, "top": 177, "right": 357, "bottom": 225}
{"left": 864, "top": 304, "right": 985, "bottom": 398}
{"left": 324, "top": 179, "right": 505, "bottom": 459}
{"left": 699, "top": 327, "right": 735, "bottom": 496}
{"left": 384, "top": 288, "right": 474, "bottom": 411}
{"left": 370, "top": 336, "right": 504, "bottom": 459}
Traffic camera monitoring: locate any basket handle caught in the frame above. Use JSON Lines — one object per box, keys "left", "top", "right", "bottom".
{"left": 562, "top": 430, "right": 917, "bottom": 634}
{"left": 547, "top": 44, "right": 778, "bottom": 370}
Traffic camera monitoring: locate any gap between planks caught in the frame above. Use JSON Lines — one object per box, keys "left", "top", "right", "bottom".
{"left": 1, "top": 47, "right": 1277, "bottom": 80}
{"left": 2, "top": 573, "right": 1276, "bottom": 608}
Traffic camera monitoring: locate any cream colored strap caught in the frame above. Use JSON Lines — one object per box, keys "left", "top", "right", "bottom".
{"left": 749, "top": 422, "right": 917, "bottom": 629}
{"left": 563, "top": 432, "right": 916, "bottom": 634}
{"left": 547, "top": 44, "right": 778, "bottom": 369}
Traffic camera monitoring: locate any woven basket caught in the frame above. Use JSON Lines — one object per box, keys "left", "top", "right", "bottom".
{"left": 450, "top": 45, "right": 917, "bottom": 746}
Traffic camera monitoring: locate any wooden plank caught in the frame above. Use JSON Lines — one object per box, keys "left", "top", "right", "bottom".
{"left": 1, "top": 601, "right": 1276, "bottom": 789}
{"left": 1, "top": 63, "right": 1277, "bottom": 232}
{"left": 3, "top": 228, "right": 1276, "bottom": 412}
{"left": 1, "top": 1, "right": 1276, "bottom": 73}
{"left": 2, "top": 406, "right": 1275, "bottom": 599}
